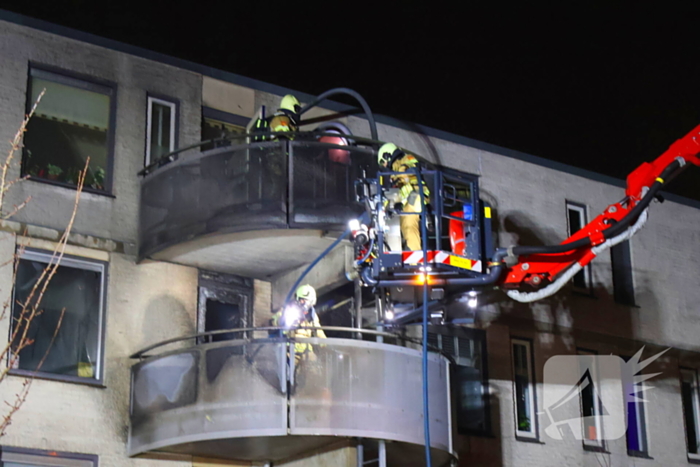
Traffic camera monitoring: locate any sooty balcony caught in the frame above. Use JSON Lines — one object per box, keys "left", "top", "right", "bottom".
{"left": 139, "top": 137, "right": 375, "bottom": 278}
{"left": 128, "top": 328, "right": 453, "bottom": 466}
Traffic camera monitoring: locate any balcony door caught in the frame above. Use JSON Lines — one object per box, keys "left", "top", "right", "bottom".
{"left": 197, "top": 270, "right": 253, "bottom": 342}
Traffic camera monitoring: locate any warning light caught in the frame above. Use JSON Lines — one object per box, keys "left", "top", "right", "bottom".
{"left": 415, "top": 273, "right": 431, "bottom": 285}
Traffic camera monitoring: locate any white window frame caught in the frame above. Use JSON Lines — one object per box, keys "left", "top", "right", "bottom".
{"left": 10, "top": 248, "right": 107, "bottom": 384}
{"left": 145, "top": 96, "right": 177, "bottom": 166}
{"left": 566, "top": 202, "right": 592, "bottom": 291}
{"left": 578, "top": 349, "right": 605, "bottom": 449}
{"left": 512, "top": 338, "right": 537, "bottom": 439}
{"left": 681, "top": 368, "right": 700, "bottom": 460}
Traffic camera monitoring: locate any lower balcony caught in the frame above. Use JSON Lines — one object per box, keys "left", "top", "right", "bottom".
{"left": 139, "top": 140, "right": 374, "bottom": 278}
{"left": 129, "top": 331, "right": 453, "bottom": 466}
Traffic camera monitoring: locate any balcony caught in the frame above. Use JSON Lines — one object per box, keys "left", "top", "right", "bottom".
{"left": 139, "top": 138, "right": 374, "bottom": 278}
{"left": 128, "top": 329, "right": 453, "bottom": 466}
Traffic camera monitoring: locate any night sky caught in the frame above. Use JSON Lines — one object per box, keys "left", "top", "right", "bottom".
{"left": 4, "top": 3, "right": 700, "bottom": 200}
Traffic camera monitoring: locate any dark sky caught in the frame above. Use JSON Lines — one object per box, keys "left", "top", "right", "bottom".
{"left": 5, "top": 2, "right": 700, "bottom": 200}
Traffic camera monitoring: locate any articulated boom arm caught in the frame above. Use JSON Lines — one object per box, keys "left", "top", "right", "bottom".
{"left": 503, "top": 123, "right": 700, "bottom": 294}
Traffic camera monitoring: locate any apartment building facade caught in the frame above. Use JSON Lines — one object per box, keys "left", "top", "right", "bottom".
{"left": 0, "top": 10, "right": 700, "bottom": 467}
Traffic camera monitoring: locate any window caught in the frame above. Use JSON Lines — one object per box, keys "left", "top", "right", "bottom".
{"left": 623, "top": 356, "right": 648, "bottom": 455}
{"left": 0, "top": 446, "right": 97, "bottom": 467}
{"left": 23, "top": 66, "right": 115, "bottom": 193}
{"left": 578, "top": 349, "right": 604, "bottom": 449}
{"left": 197, "top": 270, "right": 252, "bottom": 342}
{"left": 428, "top": 327, "right": 489, "bottom": 435}
{"left": 681, "top": 368, "right": 700, "bottom": 459}
{"left": 512, "top": 338, "right": 537, "bottom": 439}
{"left": 566, "top": 202, "right": 591, "bottom": 291}
{"left": 145, "top": 96, "right": 178, "bottom": 166}
{"left": 201, "top": 107, "right": 247, "bottom": 151}
{"left": 611, "top": 240, "right": 636, "bottom": 306}
{"left": 10, "top": 249, "right": 107, "bottom": 383}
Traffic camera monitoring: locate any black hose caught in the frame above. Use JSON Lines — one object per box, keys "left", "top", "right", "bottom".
{"left": 299, "top": 88, "right": 378, "bottom": 140}
{"left": 415, "top": 166, "right": 432, "bottom": 467}
{"left": 511, "top": 160, "right": 684, "bottom": 256}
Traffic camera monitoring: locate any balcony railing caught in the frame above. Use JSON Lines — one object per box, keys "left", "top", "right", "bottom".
{"left": 139, "top": 135, "right": 375, "bottom": 262}
{"left": 128, "top": 327, "right": 453, "bottom": 466}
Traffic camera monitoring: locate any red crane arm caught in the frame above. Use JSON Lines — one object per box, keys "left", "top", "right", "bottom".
{"left": 502, "top": 124, "right": 700, "bottom": 290}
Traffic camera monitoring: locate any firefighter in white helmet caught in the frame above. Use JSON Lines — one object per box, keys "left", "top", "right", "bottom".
{"left": 271, "top": 284, "right": 326, "bottom": 360}
{"left": 377, "top": 142, "right": 430, "bottom": 251}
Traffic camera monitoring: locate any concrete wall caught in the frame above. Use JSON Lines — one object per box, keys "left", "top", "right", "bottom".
{"left": 0, "top": 19, "right": 202, "bottom": 246}
{"left": 0, "top": 236, "right": 198, "bottom": 467}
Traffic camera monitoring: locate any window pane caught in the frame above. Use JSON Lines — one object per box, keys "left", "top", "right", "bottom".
{"left": 578, "top": 354, "right": 601, "bottom": 444}
{"left": 568, "top": 207, "right": 584, "bottom": 233}
{"left": 23, "top": 74, "right": 110, "bottom": 191}
{"left": 12, "top": 256, "right": 102, "bottom": 379}
{"left": 682, "top": 370, "right": 700, "bottom": 454}
{"left": 611, "top": 240, "right": 635, "bottom": 305}
{"left": 456, "top": 365, "right": 486, "bottom": 431}
{"left": 513, "top": 342, "right": 533, "bottom": 434}
{"left": 567, "top": 204, "right": 589, "bottom": 290}
{"left": 149, "top": 102, "right": 172, "bottom": 162}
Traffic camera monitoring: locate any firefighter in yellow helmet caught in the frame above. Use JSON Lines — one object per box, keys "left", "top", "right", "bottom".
{"left": 271, "top": 284, "right": 326, "bottom": 361}
{"left": 269, "top": 94, "right": 301, "bottom": 135}
{"left": 378, "top": 143, "right": 430, "bottom": 251}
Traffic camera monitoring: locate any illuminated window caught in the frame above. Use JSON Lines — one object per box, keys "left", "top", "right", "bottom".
{"left": 512, "top": 339, "right": 537, "bottom": 439}
{"left": 23, "top": 66, "right": 114, "bottom": 193}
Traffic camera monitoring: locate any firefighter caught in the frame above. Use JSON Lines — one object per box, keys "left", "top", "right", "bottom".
{"left": 251, "top": 94, "right": 302, "bottom": 141}
{"left": 269, "top": 94, "right": 301, "bottom": 135}
{"left": 271, "top": 284, "right": 326, "bottom": 361}
{"left": 377, "top": 142, "right": 430, "bottom": 251}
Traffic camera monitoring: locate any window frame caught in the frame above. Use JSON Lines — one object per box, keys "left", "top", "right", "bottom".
{"left": 196, "top": 270, "right": 253, "bottom": 342}
{"left": 577, "top": 348, "right": 605, "bottom": 450}
{"left": 9, "top": 247, "right": 108, "bottom": 387}
{"left": 24, "top": 63, "right": 117, "bottom": 196}
{"left": 427, "top": 325, "right": 490, "bottom": 436}
{"left": 566, "top": 201, "right": 592, "bottom": 293}
{"left": 681, "top": 368, "right": 700, "bottom": 461}
{"left": 145, "top": 94, "right": 179, "bottom": 167}
{"left": 0, "top": 445, "right": 98, "bottom": 467}
{"left": 512, "top": 337, "right": 538, "bottom": 441}
{"left": 621, "top": 355, "right": 649, "bottom": 456}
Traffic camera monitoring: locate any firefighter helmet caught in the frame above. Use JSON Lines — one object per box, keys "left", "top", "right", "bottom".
{"left": 294, "top": 284, "right": 317, "bottom": 307}
{"left": 377, "top": 142, "right": 400, "bottom": 167}
{"left": 280, "top": 94, "right": 301, "bottom": 114}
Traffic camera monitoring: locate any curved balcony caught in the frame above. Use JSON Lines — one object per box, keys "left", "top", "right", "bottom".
{"left": 139, "top": 138, "right": 374, "bottom": 278}
{"left": 128, "top": 329, "right": 453, "bottom": 466}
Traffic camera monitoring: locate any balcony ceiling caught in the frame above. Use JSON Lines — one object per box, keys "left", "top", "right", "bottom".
{"left": 149, "top": 229, "right": 342, "bottom": 279}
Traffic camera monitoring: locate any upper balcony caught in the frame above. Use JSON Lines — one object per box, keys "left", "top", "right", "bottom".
{"left": 128, "top": 328, "right": 453, "bottom": 466}
{"left": 139, "top": 136, "right": 374, "bottom": 278}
